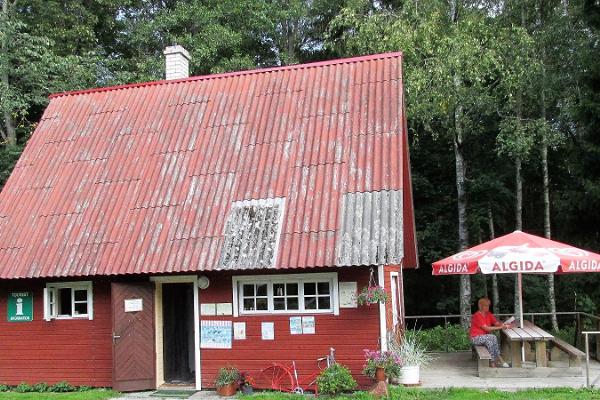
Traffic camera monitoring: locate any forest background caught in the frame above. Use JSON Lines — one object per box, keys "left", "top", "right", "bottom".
{"left": 1, "top": 0, "right": 599, "bottom": 329}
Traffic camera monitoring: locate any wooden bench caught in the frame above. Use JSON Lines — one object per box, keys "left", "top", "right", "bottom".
{"left": 473, "top": 345, "right": 492, "bottom": 375}
{"left": 550, "top": 336, "right": 585, "bottom": 367}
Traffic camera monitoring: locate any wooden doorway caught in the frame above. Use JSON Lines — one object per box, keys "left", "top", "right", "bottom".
{"left": 112, "top": 282, "right": 156, "bottom": 392}
{"left": 162, "top": 283, "right": 195, "bottom": 384}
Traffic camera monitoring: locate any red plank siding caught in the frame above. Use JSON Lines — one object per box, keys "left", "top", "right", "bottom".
{"left": 199, "top": 267, "right": 378, "bottom": 389}
{"left": 0, "top": 280, "right": 112, "bottom": 387}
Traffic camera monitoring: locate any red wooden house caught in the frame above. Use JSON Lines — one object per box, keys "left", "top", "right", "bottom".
{"left": 0, "top": 47, "right": 417, "bottom": 392}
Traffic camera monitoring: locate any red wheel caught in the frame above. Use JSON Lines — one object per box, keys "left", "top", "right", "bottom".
{"left": 261, "top": 363, "right": 295, "bottom": 392}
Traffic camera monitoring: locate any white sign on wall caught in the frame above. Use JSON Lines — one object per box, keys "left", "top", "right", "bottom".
{"left": 302, "top": 316, "right": 315, "bottom": 334}
{"left": 201, "top": 303, "right": 216, "bottom": 316}
{"left": 216, "top": 303, "right": 233, "bottom": 316}
{"left": 234, "top": 322, "right": 246, "bottom": 340}
{"left": 339, "top": 282, "right": 357, "bottom": 308}
{"left": 261, "top": 322, "right": 274, "bottom": 340}
{"left": 290, "top": 316, "right": 302, "bottom": 334}
{"left": 124, "top": 298, "right": 143, "bottom": 312}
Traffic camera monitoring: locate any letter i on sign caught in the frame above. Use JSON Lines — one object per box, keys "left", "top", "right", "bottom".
{"left": 16, "top": 298, "right": 23, "bottom": 316}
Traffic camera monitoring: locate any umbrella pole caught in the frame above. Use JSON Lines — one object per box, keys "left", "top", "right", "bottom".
{"left": 518, "top": 272, "right": 524, "bottom": 328}
{"left": 518, "top": 272, "right": 525, "bottom": 362}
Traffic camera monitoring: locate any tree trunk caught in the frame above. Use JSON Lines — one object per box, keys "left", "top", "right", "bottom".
{"left": 537, "top": 0, "right": 559, "bottom": 332}
{"left": 544, "top": 143, "right": 558, "bottom": 331}
{"left": 488, "top": 205, "right": 499, "bottom": 311}
{"left": 0, "top": 0, "right": 17, "bottom": 146}
{"left": 449, "top": 0, "right": 471, "bottom": 329}
{"left": 454, "top": 84, "right": 471, "bottom": 327}
{"left": 514, "top": 155, "right": 522, "bottom": 322}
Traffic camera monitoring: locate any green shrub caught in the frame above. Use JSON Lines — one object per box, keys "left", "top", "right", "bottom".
{"left": 0, "top": 385, "right": 8, "bottom": 392}
{"left": 32, "top": 382, "right": 50, "bottom": 392}
{"left": 15, "top": 383, "right": 33, "bottom": 393}
{"left": 49, "top": 381, "right": 75, "bottom": 392}
{"left": 552, "top": 326, "right": 576, "bottom": 345}
{"left": 317, "top": 364, "right": 357, "bottom": 395}
{"left": 412, "top": 325, "right": 471, "bottom": 352}
{"left": 77, "top": 385, "right": 93, "bottom": 392}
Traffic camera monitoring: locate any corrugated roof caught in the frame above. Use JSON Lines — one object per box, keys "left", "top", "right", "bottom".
{"left": 0, "top": 52, "right": 417, "bottom": 279}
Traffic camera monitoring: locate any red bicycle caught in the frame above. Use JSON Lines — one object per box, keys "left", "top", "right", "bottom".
{"left": 261, "top": 347, "right": 336, "bottom": 394}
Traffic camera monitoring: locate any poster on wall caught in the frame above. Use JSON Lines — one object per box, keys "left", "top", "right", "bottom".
{"left": 200, "top": 320, "right": 232, "bottom": 349}
{"left": 200, "top": 303, "right": 216, "bottom": 316}
{"left": 261, "top": 322, "right": 274, "bottom": 340}
{"left": 7, "top": 291, "right": 33, "bottom": 322}
{"left": 289, "top": 317, "right": 302, "bottom": 334}
{"left": 233, "top": 322, "right": 246, "bottom": 340}
{"left": 339, "top": 282, "right": 358, "bottom": 308}
{"left": 216, "top": 303, "right": 233, "bottom": 316}
{"left": 302, "top": 316, "right": 315, "bottom": 334}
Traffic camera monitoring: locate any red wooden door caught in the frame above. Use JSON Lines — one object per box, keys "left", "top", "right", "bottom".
{"left": 112, "top": 282, "right": 156, "bottom": 392}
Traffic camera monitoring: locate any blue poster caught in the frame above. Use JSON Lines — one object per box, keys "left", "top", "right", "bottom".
{"left": 201, "top": 320, "right": 232, "bottom": 349}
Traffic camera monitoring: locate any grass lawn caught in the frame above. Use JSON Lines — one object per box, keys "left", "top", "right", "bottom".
{"left": 0, "top": 390, "right": 119, "bottom": 400}
{"left": 246, "top": 387, "right": 600, "bottom": 399}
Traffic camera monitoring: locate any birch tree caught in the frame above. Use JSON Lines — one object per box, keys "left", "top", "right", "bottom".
{"left": 328, "top": 0, "right": 504, "bottom": 326}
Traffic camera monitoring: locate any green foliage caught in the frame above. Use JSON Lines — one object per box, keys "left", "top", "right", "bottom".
{"left": 49, "top": 382, "right": 75, "bottom": 393}
{"left": 14, "top": 383, "right": 33, "bottom": 393}
{"left": 412, "top": 325, "right": 471, "bottom": 352}
{"left": 0, "top": 382, "right": 98, "bottom": 394}
{"left": 316, "top": 364, "right": 357, "bottom": 395}
{"left": 31, "top": 383, "right": 49, "bottom": 393}
{"left": 0, "top": 389, "right": 118, "bottom": 399}
{"left": 551, "top": 326, "right": 576, "bottom": 346}
{"left": 357, "top": 285, "right": 388, "bottom": 305}
{"left": 389, "top": 330, "right": 433, "bottom": 367}
{"left": 220, "top": 386, "right": 600, "bottom": 399}
{"left": 215, "top": 366, "right": 240, "bottom": 388}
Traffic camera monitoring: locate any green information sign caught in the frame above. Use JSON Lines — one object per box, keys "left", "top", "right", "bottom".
{"left": 7, "top": 291, "right": 33, "bottom": 322}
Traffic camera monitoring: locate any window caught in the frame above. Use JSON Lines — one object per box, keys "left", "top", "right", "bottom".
{"left": 44, "top": 281, "right": 93, "bottom": 320}
{"left": 233, "top": 273, "right": 339, "bottom": 316}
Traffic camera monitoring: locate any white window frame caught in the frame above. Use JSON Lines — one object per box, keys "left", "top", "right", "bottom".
{"left": 232, "top": 272, "right": 339, "bottom": 317}
{"left": 44, "top": 281, "right": 93, "bottom": 320}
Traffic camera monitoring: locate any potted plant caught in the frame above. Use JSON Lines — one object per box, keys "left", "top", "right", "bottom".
{"left": 238, "top": 371, "right": 255, "bottom": 395}
{"left": 215, "top": 367, "right": 240, "bottom": 396}
{"left": 389, "top": 330, "right": 432, "bottom": 386}
{"left": 362, "top": 349, "right": 402, "bottom": 381}
{"left": 357, "top": 285, "right": 388, "bottom": 305}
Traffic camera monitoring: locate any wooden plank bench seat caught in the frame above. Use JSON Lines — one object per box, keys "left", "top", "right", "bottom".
{"left": 550, "top": 336, "right": 585, "bottom": 367}
{"left": 473, "top": 345, "right": 492, "bottom": 375}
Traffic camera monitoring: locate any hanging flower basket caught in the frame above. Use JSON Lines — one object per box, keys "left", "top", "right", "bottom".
{"left": 357, "top": 285, "right": 388, "bottom": 305}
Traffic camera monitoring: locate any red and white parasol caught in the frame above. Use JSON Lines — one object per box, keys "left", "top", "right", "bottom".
{"left": 432, "top": 230, "right": 600, "bottom": 329}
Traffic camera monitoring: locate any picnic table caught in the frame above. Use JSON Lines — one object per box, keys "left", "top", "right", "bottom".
{"left": 501, "top": 320, "right": 554, "bottom": 368}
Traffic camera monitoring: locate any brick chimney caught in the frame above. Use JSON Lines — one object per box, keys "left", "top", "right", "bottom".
{"left": 164, "top": 45, "right": 191, "bottom": 80}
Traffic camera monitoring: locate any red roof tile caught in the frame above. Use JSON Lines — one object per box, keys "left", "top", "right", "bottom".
{"left": 0, "top": 52, "right": 417, "bottom": 279}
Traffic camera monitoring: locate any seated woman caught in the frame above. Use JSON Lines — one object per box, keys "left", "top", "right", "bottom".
{"left": 470, "top": 297, "right": 510, "bottom": 368}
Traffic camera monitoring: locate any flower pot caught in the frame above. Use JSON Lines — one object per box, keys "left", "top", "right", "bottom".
{"left": 216, "top": 382, "right": 237, "bottom": 396}
{"left": 241, "top": 384, "right": 254, "bottom": 395}
{"left": 375, "top": 367, "right": 386, "bottom": 382}
{"left": 400, "top": 365, "right": 420, "bottom": 385}
{"left": 370, "top": 367, "right": 388, "bottom": 397}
